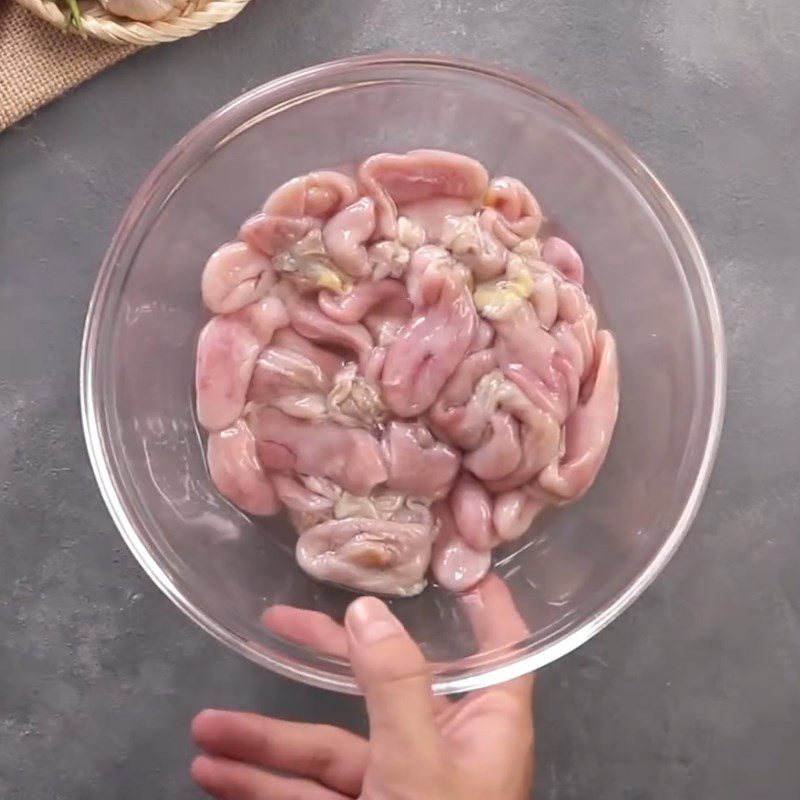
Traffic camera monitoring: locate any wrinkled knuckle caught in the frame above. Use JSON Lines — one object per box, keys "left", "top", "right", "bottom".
{"left": 395, "top": 650, "right": 430, "bottom": 678}
{"left": 371, "top": 648, "right": 430, "bottom": 684}
{"left": 382, "top": 646, "right": 430, "bottom": 679}
{"left": 383, "top": 663, "right": 431, "bottom": 694}
{"left": 300, "top": 741, "right": 339, "bottom": 780}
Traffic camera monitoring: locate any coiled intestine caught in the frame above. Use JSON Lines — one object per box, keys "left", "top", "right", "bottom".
{"left": 196, "top": 150, "right": 619, "bottom": 596}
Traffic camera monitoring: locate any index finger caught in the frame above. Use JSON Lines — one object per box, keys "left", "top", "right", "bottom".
{"left": 460, "top": 573, "right": 534, "bottom": 702}
{"left": 262, "top": 604, "right": 349, "bottom": 658}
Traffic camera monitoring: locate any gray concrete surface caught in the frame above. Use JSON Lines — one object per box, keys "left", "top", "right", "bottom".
{"left": 2, "top": 1, "right": 799, "bottom": 798}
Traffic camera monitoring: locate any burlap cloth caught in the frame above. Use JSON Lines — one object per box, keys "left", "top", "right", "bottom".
{"left": 0, "top": 1, "right": 138, "bottom": 131}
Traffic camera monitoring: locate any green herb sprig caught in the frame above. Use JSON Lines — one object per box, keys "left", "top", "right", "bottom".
{"left": 61, "top": 0, "right": 84, "bottom": 30}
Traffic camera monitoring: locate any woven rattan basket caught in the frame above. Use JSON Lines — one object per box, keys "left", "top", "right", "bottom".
{"left": 13, "top": 0, "right": 250, "bottom": 45}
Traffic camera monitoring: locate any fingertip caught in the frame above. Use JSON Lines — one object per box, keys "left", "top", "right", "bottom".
{"left": 191, "top": 754, "right": 240, "bottom": 797}
{"left": 461, "top": 573, "right": 529, "bottom": 650}
{"left": 260, "top": 603, "right": 290, "bottom": 627}
{"left": 190, "top": 754, "right": 215, "bottom": 787}
{"left": 191, "top": 709, "right": 224, "bottom": 745}
{"left": 467, "top": 571, "right": 507, "bottom": 600}
{"left": 345, "top": 596, "right": 405, "bottom": 645}
{"left": 262, "top": 604, "right": 349, "bottom": 658}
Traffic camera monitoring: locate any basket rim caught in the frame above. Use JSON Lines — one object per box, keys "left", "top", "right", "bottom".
{"left": 13, "top": 0, "right": 251, "bottom": 45}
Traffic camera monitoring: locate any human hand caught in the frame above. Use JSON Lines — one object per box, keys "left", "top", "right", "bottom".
{"left": 191, "top": 575, "right": 535, "bottom": 799}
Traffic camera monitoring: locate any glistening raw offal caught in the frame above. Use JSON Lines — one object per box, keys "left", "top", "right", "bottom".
{"left": 195, "top": 150, "right": 619, "bottom": 597}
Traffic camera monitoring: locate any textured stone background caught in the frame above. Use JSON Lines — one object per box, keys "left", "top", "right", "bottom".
{"left": 1, "top": 1, "right": 799, "bottom": 798}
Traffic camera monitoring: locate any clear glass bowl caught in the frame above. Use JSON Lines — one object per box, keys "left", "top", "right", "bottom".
{"left": 81, "top": 55, "right": 725, "bottom": 694}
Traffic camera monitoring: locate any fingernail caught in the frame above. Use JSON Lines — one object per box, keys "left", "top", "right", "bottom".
{"left": 346, "top": 596, "right": 404, "bottom": 644}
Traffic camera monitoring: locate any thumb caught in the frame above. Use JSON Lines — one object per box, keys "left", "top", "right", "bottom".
{"left": 345, "top": 597, "right": 439, "bottom": 756}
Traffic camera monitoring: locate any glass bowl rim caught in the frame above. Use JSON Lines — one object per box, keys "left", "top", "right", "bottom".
{"left": 80, "top": 52, "right": 727, "bottom": 695}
